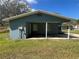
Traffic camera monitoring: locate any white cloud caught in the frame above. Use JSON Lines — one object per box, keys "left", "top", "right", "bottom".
{"left": 32, "top": 9, "right": 37, "bottom": 11}
{"left": 26, "top": 0, "right": 38, "bottom": 4}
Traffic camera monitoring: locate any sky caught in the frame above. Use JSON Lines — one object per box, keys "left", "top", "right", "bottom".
{"left": 26, "top": 0, "right": 79, "bottom": 19}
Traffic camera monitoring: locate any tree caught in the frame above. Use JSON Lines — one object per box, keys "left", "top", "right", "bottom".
{"left": 76, "top": 19, "right": 79, "bottom": 24}
{"left": 0, "top": 0, "right": 31, "bottom": 23}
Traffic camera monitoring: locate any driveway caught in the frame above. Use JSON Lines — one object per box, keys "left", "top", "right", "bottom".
{"left": 70, "top": 33, "right": 79, "bottom": 38}
{"left": 28, "top": 33, "right": 79, "bottom": 40}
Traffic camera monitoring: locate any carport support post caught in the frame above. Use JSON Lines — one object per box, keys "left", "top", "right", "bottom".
{"left": 45, "top": 22, "right": 48, "bottom": 39}
{"left": 68, "top": 26, "right": 70, "bottom": 39}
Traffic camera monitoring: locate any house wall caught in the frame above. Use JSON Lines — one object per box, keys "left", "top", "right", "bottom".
{"left": 9, "top": 14, "right": 63, "bottom": 39}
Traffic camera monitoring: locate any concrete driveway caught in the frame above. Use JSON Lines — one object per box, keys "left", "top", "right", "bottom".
{"left": 27, "top": 33, "right": 79, "bottom": 40}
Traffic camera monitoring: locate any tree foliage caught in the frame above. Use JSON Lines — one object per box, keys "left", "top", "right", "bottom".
{"left": 70, "top": 18, "right": 79, "bottom": 25}
{"left": 76, "top": 19, "right": 79, "bottom": 24}
{"left": 0, "top": 0, "right": 31, "bottom": 23}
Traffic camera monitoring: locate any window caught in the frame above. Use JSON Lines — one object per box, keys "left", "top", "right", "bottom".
{"left": 33, "top": 24, "right": 38, "bottom": 31}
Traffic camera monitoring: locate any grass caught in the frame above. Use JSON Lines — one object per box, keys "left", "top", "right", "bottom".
{"left": 70, "top": 30, "right": 79, "bottom": 34}
{"left": 63, "top": 30, "right": 79, "bottom": 34}
{"left": 0, "top": 32, "right": 79, "bottom": 59}
{"left": 0, "top": 40, "right": 79, "bottom": 59}
{"left": 0, "top": 32, "right": 9, "bottom": 40}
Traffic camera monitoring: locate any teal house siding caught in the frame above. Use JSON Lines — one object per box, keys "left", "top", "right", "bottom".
{"left": 3, "top": 11, "right": 70, "bottom": 39}
{"left": 9, "top": 15, "right": 62, "bottom": 39}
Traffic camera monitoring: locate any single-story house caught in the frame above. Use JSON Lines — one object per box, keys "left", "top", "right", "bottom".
{"left": 3, "top": 10, "right": 70, "bottom": 39}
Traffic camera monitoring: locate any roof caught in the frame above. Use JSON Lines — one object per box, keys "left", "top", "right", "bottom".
{"left": 3, "top": 10, "right": 71, "bottom": 22}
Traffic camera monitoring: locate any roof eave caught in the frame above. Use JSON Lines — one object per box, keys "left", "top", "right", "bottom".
{"left": 2, "top": 10, "right": 71, "bottom": 22}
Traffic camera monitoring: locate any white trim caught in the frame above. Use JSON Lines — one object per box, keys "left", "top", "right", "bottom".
{"left": 46, "top": 22, "right": 48, "bottom": 39}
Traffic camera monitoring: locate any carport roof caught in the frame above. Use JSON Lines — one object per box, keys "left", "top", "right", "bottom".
{"left": 3, "top": 10, "right": 71, "bottom": 22}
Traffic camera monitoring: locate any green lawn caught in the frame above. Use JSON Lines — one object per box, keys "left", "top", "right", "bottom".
{"left": 0, "top": 32, "right": 79, "bottom": 59}
{"left": 0, "top": 32, "right": 9, "bottom": 40}
{"left": 0, "top": 40, "right": 79, "bottom": 59}
{"left": 70, "top": 30, "right": 79, "bottom": 34}
{"left": 63, "top": 30, "right": 79, "bottom": 34}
